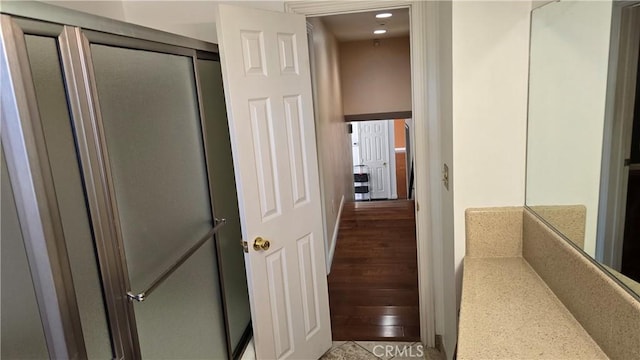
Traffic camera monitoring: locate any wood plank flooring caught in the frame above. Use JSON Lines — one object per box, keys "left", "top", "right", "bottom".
{"left": 329, "top": 200, "right": 420, "bottom": 341}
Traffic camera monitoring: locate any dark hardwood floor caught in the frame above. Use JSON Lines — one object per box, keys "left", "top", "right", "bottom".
{"left": 328, "top": 199, "right": 420, "bottom": 341}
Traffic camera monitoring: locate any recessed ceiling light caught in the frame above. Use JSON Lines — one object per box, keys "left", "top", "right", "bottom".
{"left": 374, "top": 29, "right": 387, "bottom": 35}
{"left": 376, "top": 13, "right": 392, "bottom": 19}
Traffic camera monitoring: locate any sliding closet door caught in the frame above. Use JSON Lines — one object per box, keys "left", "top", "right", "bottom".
{"left": 87, "top": 41, "right": 227, "bottom": 358}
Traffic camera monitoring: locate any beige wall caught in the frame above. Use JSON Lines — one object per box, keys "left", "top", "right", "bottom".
{"left": 308, "top": 18, "right": 353, "bottom": 270}
{"left": 339, "top": 36, "right": 411, "bottom": 116}
{"left": 452, "top": 0, "right": 531, "bottom": 309}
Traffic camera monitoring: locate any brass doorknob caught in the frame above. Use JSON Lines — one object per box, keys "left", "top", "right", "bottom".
{"left": 253, "top": 237, "right": 270, "bottom": 251}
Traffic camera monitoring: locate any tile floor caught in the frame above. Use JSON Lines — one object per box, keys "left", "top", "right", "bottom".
{"left": 240, "top": 339, "right": 445, "bottom": 360}
{"left": 240, "top": 339, "right": 255, "bottom": 360}
{"left": 321, "top": 341, "right": 444, "bottom": 360}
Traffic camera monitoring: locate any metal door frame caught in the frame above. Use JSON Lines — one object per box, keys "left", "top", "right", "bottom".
{"left": 61, "top": 26, "right": 228, "bottom": 359}
{"left": 0, "top": 14, "right": 87, "bottom": 360}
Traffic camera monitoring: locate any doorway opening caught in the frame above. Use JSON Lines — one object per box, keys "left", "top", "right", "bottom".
{"left": 222, "top": 1, "right": 446, "bottom": 358}
{"left": 600, "top": 3, "right": 640, "bottom": 295}
{"left": 621, "top": 46, "right": 640, "bottom": 285}
{"left": 351, "top": 119, "right": 413, "bottom": 201}
{"left": 306, "top": 8, "right": 427, "bottom": 353}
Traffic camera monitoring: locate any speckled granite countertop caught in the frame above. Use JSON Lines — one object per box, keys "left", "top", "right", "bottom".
{"left": 458, "top": 257, "right": 608, "bottom": 360}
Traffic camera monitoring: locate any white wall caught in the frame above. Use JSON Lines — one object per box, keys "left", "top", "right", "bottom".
{"left": 122, "top": 1, "right": 284, "bottom": 43}
{"left": 308, "top": 17, "right": 353, "bottom": 272}
{"left": 452, "top": 0, "right": 531, "bottom": 306}
{"left": 41, "top": 0, "right": 126, "bottom": 20}
{"left": 526, "top": 0, "right": 613, "bottom": 257}
{"left": 433, "top": 1, "right": 455, "bottom": 357}
{"left": 122, "top": 1, "right": 220, "bottom": 43}
{"left": 43, "top": 1, "right": 285, "bottom": 43}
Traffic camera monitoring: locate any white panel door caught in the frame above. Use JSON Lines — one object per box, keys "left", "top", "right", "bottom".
{"left": 351, "top": 122, "right": 361, "bottom": 166}
{"left": 216, "top": 5, "right": 331, "bottom": 360}
{"left": 359, "top": 120, "right": 392, "bottom": 199}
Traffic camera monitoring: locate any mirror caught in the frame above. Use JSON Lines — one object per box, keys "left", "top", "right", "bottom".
{"left": 526, "top": 0, "right": 640, "bottom": 297}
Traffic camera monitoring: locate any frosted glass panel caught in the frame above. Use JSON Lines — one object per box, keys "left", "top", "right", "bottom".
{"left": 90, "top": 44, "right": 226, "bottom": 358}
{"left": 133, "top": 240, "right": 227, "bottom": 359}
{"left": 1, "top": 149, "right": 50, "bottom": 359}
{"left": 25, "top": 34, "right": 112, "bottom": 359}
{"left": 198, "top": 59, "right": 252, "bottom": 351}
{"left": 91, "top": 44, "right": 212, "bottom": 289}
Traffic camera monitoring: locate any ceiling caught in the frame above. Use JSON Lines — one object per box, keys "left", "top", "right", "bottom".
{"left": 320, "top": 9, "right": 410, "bottom": 42}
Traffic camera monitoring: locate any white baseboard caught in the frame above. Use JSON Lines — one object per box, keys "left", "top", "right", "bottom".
{"left": 326, "top": 195, "right": 345, "bottom": 274}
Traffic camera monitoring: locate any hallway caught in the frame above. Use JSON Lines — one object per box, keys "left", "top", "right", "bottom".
{"left": 328, "top": 200, "right": 420, "bottom": 341}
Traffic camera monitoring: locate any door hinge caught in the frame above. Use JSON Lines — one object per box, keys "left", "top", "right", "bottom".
{"left": 417, "top": 202, "right": 420, "bottom": 211}
{"left": 241, "top": 240, "right": 248, "bottom": 253}
{"left": 442, "top": 163, "right": 450, "bottom": 190}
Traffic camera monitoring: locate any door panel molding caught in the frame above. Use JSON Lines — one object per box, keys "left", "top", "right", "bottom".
{"left": 265, "top": 248, "right": 295, "bottom": 358}
{"left": 284, "top": 95, "right": 311, "bottom": 207}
